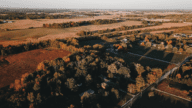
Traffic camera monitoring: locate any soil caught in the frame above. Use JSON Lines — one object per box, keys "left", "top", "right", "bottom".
{"left": 0, "top": 48, "right": 71, "bottom": 88}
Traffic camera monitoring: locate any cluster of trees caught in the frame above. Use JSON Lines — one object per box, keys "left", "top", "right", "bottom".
{"left": 124, "top": 15, "right": 143, "bottom": 17}
{"left": 145, "top": 15, "right": 166, "bottom": 19}
{"left": 1, "top": 42, "right": 133, "bottom": 108}
{"left": 0, "top": 37, "right": 85, "bottom": 56}
{"left": 142, "top": 20, "right": 163, "bottom": 26}
{"left": 169, "top": 59, "right": 192, "bottom": 87}
{"left": 75, "top": 25, "right": 192, "bottom": 55}
{"left": 127, "top": 63, "right": 163, "bottom": 94}
{"left": 0, "top": 40, "right": 52, "bottom": 56}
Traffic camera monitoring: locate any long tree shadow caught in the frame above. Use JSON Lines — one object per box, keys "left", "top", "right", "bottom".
{"left": 163, "top": 52, "right": 175, "bottom": 62}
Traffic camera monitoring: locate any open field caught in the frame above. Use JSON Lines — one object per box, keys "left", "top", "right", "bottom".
{"left": 0, "top": 48, "right": 71, "bottom": 88}
{"left": 0, "top": 20, "right": 141, "bottom": 46}
{"left": 0, "top": 15, "right": 123, "bottom": 30}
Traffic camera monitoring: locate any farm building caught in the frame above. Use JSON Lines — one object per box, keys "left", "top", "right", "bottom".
{"left": 173, "top": 33, "right": 187, "bottom": 37}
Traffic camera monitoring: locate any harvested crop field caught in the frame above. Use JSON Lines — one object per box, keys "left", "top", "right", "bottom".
{"left": 0, "top": 48, "right": 71, "bottom": 88}
{"left": 0, "top": 15, "right": 122, "bottom": 30}
{"left": 157, "top": 81, "right": 191, "bottom": 100}
{"left": 0, "top": 20, "right": 141, "bottom": 47}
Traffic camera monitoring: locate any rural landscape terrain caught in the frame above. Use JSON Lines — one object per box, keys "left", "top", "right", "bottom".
{"left": 0, "top": 7, "right": 192, "bottom": 108}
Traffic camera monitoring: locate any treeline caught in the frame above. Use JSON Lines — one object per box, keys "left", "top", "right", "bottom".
{"left": 169, "top": 58, "right": 192, "bottom": 87}
{"left": 0, "top": 38, "right": 85, "bottom": 56}
{"left": 124, "top": 15, "right": 143, "bottom": 17}
{"left": 142, "top": 20, "right": 163, "bottom": 25}
{"left": 77, "top": 24, "right": 192, "bottom": 39}
{"left": 0, "top": 12, "right": 77, "bottom": 20}
{"left": 145, "top": 15, "right": 166, "bottom": 19}
{"left": 77, "top": 21, "right": 163, "bottom": 37}
{"left": 127, "top": 63, "right": 163, "bottom": 94}
{"left": 43, "top": 19, "right": 120, "bottom": 28}
{"left": 76, "top": 24, "right": 182, "bottom": 37}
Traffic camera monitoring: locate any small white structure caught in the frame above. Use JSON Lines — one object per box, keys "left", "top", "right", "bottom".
{"left": 173, "top": 33, "right": 181, "bottom": 37}
{"left": 152, "top": 44, "right": 157, "bottom": 47}
{"left": 3, "top": 20, "right": 7, "bottom": 23}
{"left": 189, "top": 34, "right": 192, "bottom": 38}
{"left": 161, "top": 42, "right": 164, "bottom": 45}
{"left": 8, "top": 21, "right": 13, "bottom": 23}
{"left": 174, "top": 33, "right": 186, "bottom": 37}
{"left": 77, "top": 83, "right": 82, "bottom": 87}
{"left": 79, "top": 89, "right": 95, "bottom": 97}
{"left": 182, "top": 34, "right": 186, "bottom": 37}
{"left": 121, "top": 38, "right": 128, "bottom": 43}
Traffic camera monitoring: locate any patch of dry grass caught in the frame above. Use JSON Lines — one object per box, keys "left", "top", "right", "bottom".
{"left": 0, "top": 28, "right": 67, "bottom": 41}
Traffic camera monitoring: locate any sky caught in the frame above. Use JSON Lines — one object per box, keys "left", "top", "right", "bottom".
{"left": 0, "top": 0, "right": 192, "bottom": 9}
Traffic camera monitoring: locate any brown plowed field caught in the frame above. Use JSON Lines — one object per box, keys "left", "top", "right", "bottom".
{"left": 0, "top": 48, "right": 71, "bottom": 88}
{"left": 157, "top": 81, "right": 191, "bottom": 100}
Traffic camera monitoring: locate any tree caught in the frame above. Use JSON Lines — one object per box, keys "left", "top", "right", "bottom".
{"left": 136, "top": 75, "right": 145, "bottom": 92}
{"left": 134, "top": 63, "right": 145, "bottom": 75}
{"left": 85, "top": 74, "right": 92, "bottom": 86}
{"left": 151, "top": 68, "right": 162, "bottom": 78}
{"left": 65, "top": 78, "right": 78, "bottom": 91}
{"left": 147, "top": 73, "right": 157, "bottom": 84}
